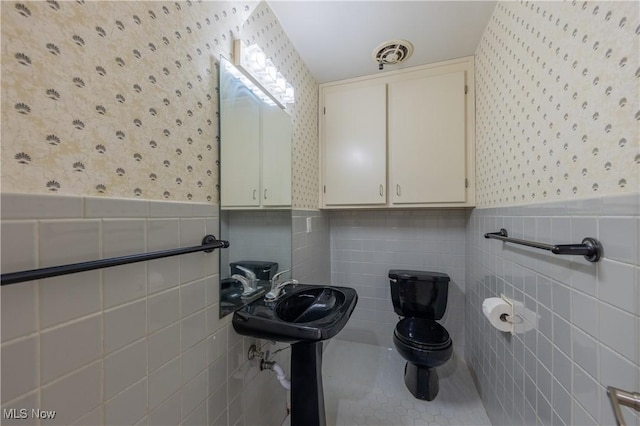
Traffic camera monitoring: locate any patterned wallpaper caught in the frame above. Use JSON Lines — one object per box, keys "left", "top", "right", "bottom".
{"left": 1, "top": 1, "right": 319, "bottom": 208}
{"left": 475, "top": 1, "right": 639, "bottom": 207}
{"left": 10, "top": 0, "right": 635, "bottom": 209}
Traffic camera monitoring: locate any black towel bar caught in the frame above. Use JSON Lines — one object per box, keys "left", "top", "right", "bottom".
{"left": 484, "top": 228, "right": 602, "bottom": 263}
{"left": 1, "top": 235, "right": 229, "bottom": 286}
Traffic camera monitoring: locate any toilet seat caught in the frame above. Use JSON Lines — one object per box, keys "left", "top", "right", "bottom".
{"left": 394, "top": 318, "right": 451, "bottom": 351}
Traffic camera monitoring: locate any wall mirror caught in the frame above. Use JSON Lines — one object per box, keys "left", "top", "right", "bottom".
{"left": 218, "top": 56, "right": 293, "bottom": 317}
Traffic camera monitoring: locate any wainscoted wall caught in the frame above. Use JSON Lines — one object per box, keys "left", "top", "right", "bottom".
{"left": 471, "top": 1, "right": 640, "bottom": 425}
{"left": 329, "top": 209, "right": 468, "bottom": 356}
{"left": 1, "top": 3, "right": 313, "bottom": 424}
{"left": 465, "top": 194, "right": 639, "bottom": 426}
{"left": 0, "top": 194, "right": 289, "bottom": 426}
{"left": 1, "top": 0, "right": 319, "bottom": 208}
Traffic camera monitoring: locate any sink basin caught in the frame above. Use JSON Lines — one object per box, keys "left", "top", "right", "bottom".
{"left": 276, "top": 286, "right": 345, "bottom": 323}
{"left": 232, "top": 284, "right": 358, "bottom": 343}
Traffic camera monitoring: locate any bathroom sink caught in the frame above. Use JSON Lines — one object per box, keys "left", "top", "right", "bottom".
{"left": 276, "top": 286, "right": 346, "bottom": 323}
{"left": 232, "top": 284, "right": 358, "bottom": 343}
{"left": 234, "top": 284, "right": 358, "bottom": 425}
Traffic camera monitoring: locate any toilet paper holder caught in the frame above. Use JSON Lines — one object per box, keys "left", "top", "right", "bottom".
{"left": 498, "top": 312, "right": 524, "bottom": 325}
{"left": 499, "top": 294, "right": 513, "bottom": 319}
{"left": 483, "top": 294, "right": 538, "bottom": 335}
{"left": 498, "top": 294, "right": 524, "bottom": 331}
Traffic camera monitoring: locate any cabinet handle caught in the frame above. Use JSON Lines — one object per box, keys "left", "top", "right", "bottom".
{"left": 379, "top": 185, "right": 384, "bottom": 197}
{"left": 264, "top": 189, "right": 267, "bottom": 199}
{"left": 253, "top": 189, "right": 257, "bottom": 200}
{"left": 396, "top": 184, "right": 401, "bottom": 197}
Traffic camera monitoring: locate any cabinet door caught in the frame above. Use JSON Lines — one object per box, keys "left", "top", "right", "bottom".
{"left": 323, "top": 84, "right": 387, "bottom": 206}
{"left": 262, "top": 105, "right": 292, "bottom": 207}
{"left": 388, "top": 71, "right": 466, "bottom": 204}
{"left": 220, "top": 94, "right": 261, "bottom": 207}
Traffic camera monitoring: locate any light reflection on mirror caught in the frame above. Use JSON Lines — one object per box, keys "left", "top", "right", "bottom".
{"left": 218, "top": 57, "right": 293, "bottom": 318}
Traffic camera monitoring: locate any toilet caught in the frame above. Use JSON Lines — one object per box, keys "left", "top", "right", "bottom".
{"left": 389, "top": 269, "right": 453, "bottom": 401}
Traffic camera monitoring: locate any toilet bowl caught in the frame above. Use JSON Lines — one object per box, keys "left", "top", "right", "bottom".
{"left": 393, "top": 317, "right": 453, "bottom": 400}
{"left": 389, "top": 270, "right": 453, "bottom": 401}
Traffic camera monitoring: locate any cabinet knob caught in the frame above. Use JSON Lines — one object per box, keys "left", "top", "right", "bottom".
{"left": 379, "top": 185, "right": 384, "bottom": 197}
{"left": 264, "top": 189, "right": 267, "bottom": 199}
{"left": 253, "top": 190, "right": 257, "bottom": 200}
{"left": 396, "top": 184, "right": 401, "bottom": 197}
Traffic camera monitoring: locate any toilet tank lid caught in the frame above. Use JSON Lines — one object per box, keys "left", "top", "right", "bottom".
{"left": 388, "top": 270, "right": 450, "bottom": 282}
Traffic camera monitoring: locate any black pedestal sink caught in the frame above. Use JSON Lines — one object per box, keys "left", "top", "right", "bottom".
{"left": 232, "top": 284, "right": 358, "bottom": 426}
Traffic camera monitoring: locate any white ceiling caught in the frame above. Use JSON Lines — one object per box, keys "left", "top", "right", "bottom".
{"left": 268, "top": 1, "right": 497, "bottom": 83}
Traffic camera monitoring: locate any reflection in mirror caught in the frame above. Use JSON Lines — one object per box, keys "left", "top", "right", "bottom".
{"left": 218, "top": 57, "right": 293, "bottom": 317}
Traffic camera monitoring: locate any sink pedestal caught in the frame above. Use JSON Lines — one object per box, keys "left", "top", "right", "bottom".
{"left": 290, "top": 341, "right": 326, "bottom": 426}
{"left": 231, "top": 284, "right": 358, "bottom": 426}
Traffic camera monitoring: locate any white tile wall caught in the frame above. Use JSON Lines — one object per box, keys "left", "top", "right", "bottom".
{"left": 39, "top": 271, "right": 102, "bottom": 329}
{"left": 40, "top": 362, "right": 102, "bottom": 426}
{"left": 104, "top": 340, "right": 147, "bottom": 400}
{"left": 40, "top": 315, "right": 102, "bottom": 385}
{"left": 147, "top": 219, "right": 181, "bottom": 295}
{"left": 102, "top": 220, "right": 147, "bottom": 308}
{"left": 148, "top": 289, "right": 180, "bottom": 334}
{"left": 104, "top": 300, "right": 147, "bottom": 355}
{"left": 1, "top": 336, "right": 39, "bottom": 403}
{"left": 466, "top": 194, "right": 640, "bottom": 426}
{"left": 181, "top": 279, "right": 207, "bottom": 318}
{"left": 1, "top": 281, "right": 38, "bottom": 342}
{"left": 148, "top": 392, "right": 181, "bottom": 426}
{"left": 182, "top": 340, "right": 208, "bottom": 386}
{"left": 148, "top": 324, "right": 181, "bottom": 374}
{"left": 0, "top": 193, "right": 288, "bottom": 426}
{"left": 105, "top": 378, "right": 148, "bottom": 426}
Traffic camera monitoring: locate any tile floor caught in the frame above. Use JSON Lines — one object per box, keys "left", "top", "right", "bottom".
{"left": 321, "top": 339, "right": 491, "bottom": 426}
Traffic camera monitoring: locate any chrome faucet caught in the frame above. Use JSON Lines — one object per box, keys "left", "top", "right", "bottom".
{"left": 231, "top": 274, "right": 255, "bottom": 296}
{"left": 232, "top": 265, "right": 259, "bottom": 296}
{"left": 265, "top": 269, "right": 298, "bottom": 301}
{"left": 270, "top": 270, "right": 289, "bottom": 288}
{"left": 235, "top": 265, "right": 258, "bottom": 290}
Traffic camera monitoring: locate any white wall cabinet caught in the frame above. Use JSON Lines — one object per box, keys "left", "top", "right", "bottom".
{"left": 261, "top": 105, "right": 292, "bottom": 207}
{"left": 221, "top": 95, "right": 261, "bottom": 207}
{"left": 221, "top": 97, "right": 291, "bottom": 209}
{"left": 322, "top": 83, "right": 387, "bottom": 206}
{"left": 388, "top": 70, "right": 466, "bottom": 205}
{"left": 320, "top": 56, "right": 475, "bottom": 209}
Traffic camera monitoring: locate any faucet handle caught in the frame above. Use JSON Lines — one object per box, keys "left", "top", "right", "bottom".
{"left": 271, "top": 269, "right": 291, "bottom": 286}
{"left": 231, "top": 274, "right": 255, "bottom": 295}
{"left": 236, "top": 265, "right": 257, "bottom": 281}
{"left": 231, "top": 274, "right": 248, "bottom": 284}
{"left": 264, "top": 277, "right": 298, "bottom": 301}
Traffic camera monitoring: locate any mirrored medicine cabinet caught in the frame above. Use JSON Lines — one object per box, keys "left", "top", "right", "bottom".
{"left": 218, "top": 56, "right": 293, "bottom": 317}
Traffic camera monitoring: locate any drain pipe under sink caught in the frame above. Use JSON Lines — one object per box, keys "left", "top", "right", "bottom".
{"left": 261, "top": 359, "right": 291, "bottom": 390}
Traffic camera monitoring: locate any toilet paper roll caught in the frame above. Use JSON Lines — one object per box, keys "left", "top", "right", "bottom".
{"left": 482, "top": 297, "right": 512, "bottom": 332}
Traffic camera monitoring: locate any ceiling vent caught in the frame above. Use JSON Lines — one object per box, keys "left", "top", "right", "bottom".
{"left": 372, "top": 39, "right": 413, "bottom": 70}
